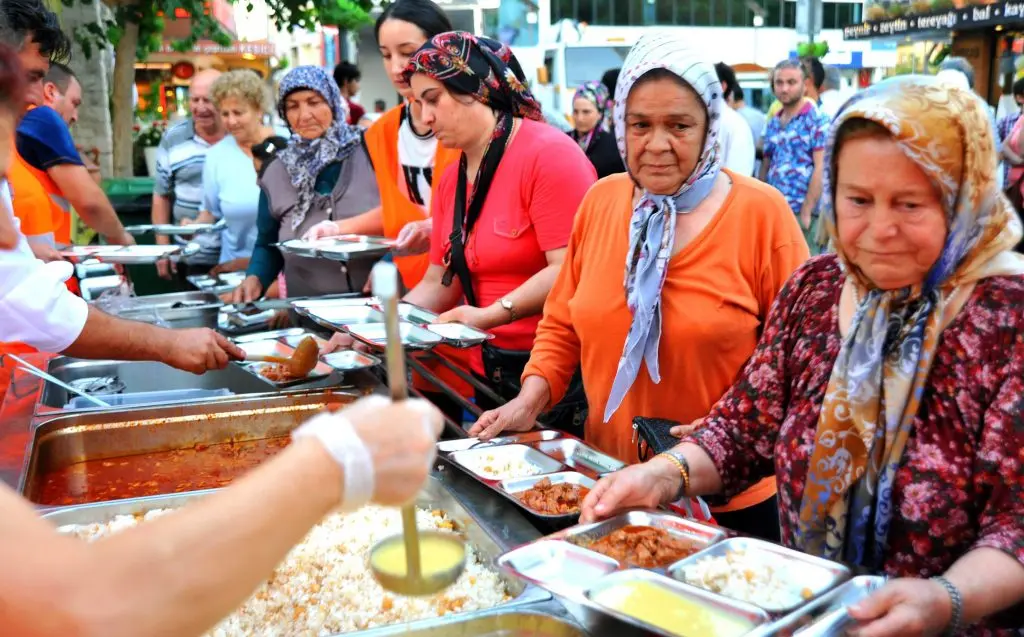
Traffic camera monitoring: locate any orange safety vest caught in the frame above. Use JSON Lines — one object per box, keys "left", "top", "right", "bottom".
{"left": 364, "top": 105, "right": 475, "bottom": 402}
{"left": 364, "top": 104, "right": 460, "bottom": 289}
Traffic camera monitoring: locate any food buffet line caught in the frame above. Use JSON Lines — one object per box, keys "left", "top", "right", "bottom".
{"left": 0, "top": 238, "right": 881, "bottom": 637}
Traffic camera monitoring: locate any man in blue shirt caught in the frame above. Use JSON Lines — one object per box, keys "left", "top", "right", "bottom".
{"left": 15, "top": 62, "right": 131, "bottom": 247}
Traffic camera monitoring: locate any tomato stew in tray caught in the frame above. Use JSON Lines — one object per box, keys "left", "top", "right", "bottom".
{"left": 20, "top": 392, "right": 357, "bottom": 507}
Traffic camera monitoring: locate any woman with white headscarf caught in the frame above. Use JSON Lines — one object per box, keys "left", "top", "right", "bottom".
{"left": 471, "top": 33, "right": 808, "bottom": 538}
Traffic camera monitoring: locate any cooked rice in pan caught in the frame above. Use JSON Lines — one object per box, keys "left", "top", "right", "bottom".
{"left": 57, "top": 506, "right": 512, "bottom": 636}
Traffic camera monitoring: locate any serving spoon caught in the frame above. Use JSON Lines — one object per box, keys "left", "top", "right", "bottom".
{"left": 245, "top": 336, "right": 320, "bottom": 377}
{"left": 367, "top": 261, "right": 467, "bottom": 596}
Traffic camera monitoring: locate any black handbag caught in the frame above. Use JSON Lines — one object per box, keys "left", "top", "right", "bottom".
{"left": 633, "top": 416, "right": 681, "bottom": 460}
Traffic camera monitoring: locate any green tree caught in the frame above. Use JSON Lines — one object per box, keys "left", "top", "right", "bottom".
{"left": 69, "top": 0, "right": 374, "bottom": 177}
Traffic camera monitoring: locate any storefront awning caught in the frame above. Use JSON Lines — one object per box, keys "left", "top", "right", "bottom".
{"left": 844, "top": 0, "right": 1024, "bottom": 40}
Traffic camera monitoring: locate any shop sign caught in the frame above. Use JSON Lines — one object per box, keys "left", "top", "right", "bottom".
{"left": 157, "top": 40, "right": 276, "bottom": 57}
{"left": 844, "top": 0, "right": 1024, "bottom": 39}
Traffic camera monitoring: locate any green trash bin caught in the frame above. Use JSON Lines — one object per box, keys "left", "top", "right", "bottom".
{"left": 101, "top": 177, "right": 178, "bottom": 296}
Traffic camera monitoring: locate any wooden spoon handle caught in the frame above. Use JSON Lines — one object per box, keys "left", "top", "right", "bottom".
{"left": 246, "top": 354, "right": 292, "bottom": 364}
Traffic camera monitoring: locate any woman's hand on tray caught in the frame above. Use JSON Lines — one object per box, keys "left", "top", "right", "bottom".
{"left": 322, "top": 332, "right": 372, "bottom": 355}
{"left": 393, "top": 219, "right": 432, "bottom": 257}
{"left": 228, "top": 276, "right": 263, "bottom": 304}
{"left": 469, "top": 395, "right": 542, "bottom": 440}
{"left": 294, "top": 396, "right": 444, "bottom": 507}
{"left": 161, "top": 328, "right": 246, "bottom": 374}
{"left": 579, "top": 457, "right": 682, "bottom": 524}
{"left": 437, "top": 304, "right": 502, "bottom": 331}
{"left": 846, "top": 578, "right": 953, "bottom": 637}
{"left": 302, "top": 220, "right": 343, "bottom": 241}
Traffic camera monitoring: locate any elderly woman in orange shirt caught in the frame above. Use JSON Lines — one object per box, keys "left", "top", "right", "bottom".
{"left": 471, "top": 34, "right": 808, "bottom": 538}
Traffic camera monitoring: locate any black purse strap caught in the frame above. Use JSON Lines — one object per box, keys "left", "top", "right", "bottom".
{"left": 442, "top": 113, "right": 515, "bottom": 307}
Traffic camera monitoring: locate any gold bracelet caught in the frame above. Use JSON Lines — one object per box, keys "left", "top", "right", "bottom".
{"left": 657, "top": 451, "right": 690, "bottom": 500}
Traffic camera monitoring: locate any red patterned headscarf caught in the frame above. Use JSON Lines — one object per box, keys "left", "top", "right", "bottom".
{"left": 403, "top": 31, "right": 543, "bottom": 122}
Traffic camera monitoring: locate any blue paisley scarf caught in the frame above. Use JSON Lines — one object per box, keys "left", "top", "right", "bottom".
{"left": 571, "top": 80, "right": 610, "bottom": 152}
{"left": 603, "top": 33, "right": 724, "bottom": 422}
{"left": 796, "top": 75, "right": 1024, "bottom": 568}
{"left": 276, "top": 65, "right": 363, "bottom": 230}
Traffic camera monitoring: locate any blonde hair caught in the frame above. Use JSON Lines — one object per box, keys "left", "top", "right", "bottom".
{"left": 210, "top": 69, "right": 271, "bottom": 114}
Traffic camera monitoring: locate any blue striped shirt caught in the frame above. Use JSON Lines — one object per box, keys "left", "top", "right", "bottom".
{"left": 154, "top": 119, "right": 220, "bottom": 265}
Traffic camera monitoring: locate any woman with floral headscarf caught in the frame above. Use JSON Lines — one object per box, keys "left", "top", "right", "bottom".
{"left": 229, "top": 66, "right": 381, "bottom": 303}
{"left": 582, "top": 75, "right": 1024, "bottom": 635}
{"left": 570, "top": 81, "right": 624, "bottom": 179}
{"left": 472, "top": 33, "right": 808, "bottom": 539}
{"left": 395, "top": 31, "right": 596, "bottom": 431}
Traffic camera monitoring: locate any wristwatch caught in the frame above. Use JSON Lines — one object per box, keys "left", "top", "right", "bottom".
{"left": 499, "top": 298, "right": 519, "bottom": 323}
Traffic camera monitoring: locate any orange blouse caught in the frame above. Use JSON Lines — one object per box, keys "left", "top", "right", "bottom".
{"left": 523, "top": 171, "right": 809, "bottom": 511}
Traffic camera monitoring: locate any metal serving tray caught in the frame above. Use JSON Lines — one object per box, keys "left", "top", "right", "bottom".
{"left": 397, "top": 302, "right": 439, "bottom": 325}
{"left": 358, "top": 608, "right": 586, "bottom": 637}
{"left": 317, "top": 241, "right": 391, "bottom": 261}
{"left": 124, "top": 222, "right": 224, "bottom": 236}
{"left": 291, "top": 296, "right": 381, "bottom": 311}
{"left": 554, "top": 510, "right": 726, "bottom": 569}
{"left": 89, "top": 245, "right": 183, "bottom": 264}
{"left": 323, "top": 350, "right": 381, "bottom": 372}
{"left": 437, "top": 430, "right": 565, "bottom": 454}
{"left": 303, "top": 305, "right": 386, "bottom": 329}
{"left": 500, "top": 472, "right": 596, "bottom": 519}
{"left": 345, "top": 322, "right": 444, "bottom": 350}
{"left": 449, "top": 444, "right": 565, "bottom": 481}
{"left": 584, "top": 569, "right": 771, "bottom": 637}
{"left": 241, "top": 360, "right": 335, "bottom": 388}
{"left": 426, "top": 322, "right": 493, "bottom": 347}
{"left": 668, "top": 537, "right": 851, "bottom": 614}
{"left": 19, "top": 390, "right": 361, "bottom": 506}
{"left": 438, "top": 431, "right": 620, "bottom": 524}
{"left": 187, "top": 271, "right": 247, "bottom": 292}
{"left": 528, "top": 438, "right": 626, "bottom": 476}
{"left": 751, "top": 575, "right": 887, "bottom": 637}
{"left": 499, "top": 539, "right": 621, "bottom": 592}
{"left": 39, "top": 474, "right": 550, "bottom": 635}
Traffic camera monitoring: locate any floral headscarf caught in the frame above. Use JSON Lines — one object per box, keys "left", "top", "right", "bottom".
{"left": 603, "top": 32, "right": 724, "bottom": 423}
{"left": 403, "top": 32, "right": 543, "bottom": 122}
{"left": 275, "top": 66, "right": 363, "bottom": 230}
{"left": 797, "top": 75, "right": 1024, "bottom": 568}
{"left": 571, "top": 80, "right": 610, "bottom": 151}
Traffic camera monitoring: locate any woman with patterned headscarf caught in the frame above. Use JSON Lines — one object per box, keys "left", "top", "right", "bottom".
{"left": 395, "top": 31, "right": 596, "bottom": 432}
{"left": 472, "top": 32, "right": 807, "bottom": 539}
{"left": 229, "top": 65, "right": 381, "bottom": 303}
{"left": 570, "top": 81, "right": 624, "bottom": 179}
{"left": 583, "top": 74, "right": 1024, "bottom": 635}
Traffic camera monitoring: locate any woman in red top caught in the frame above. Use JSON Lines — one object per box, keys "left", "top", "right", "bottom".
{"left": 402, "top": 32, "right": 596, "bottom": 428}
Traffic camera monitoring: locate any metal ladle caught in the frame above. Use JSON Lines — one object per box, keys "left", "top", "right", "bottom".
{"left": 368, "top": 262, "right": 467, "bottom": 596}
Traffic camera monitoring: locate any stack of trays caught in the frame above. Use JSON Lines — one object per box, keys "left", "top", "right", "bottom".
{"left": 232, "top": 328, "right": 380, "bottom": 387}
{"left": 292, "top": 297, "right": 492, "bottom": 350}
{"left": 437, "top": 431, "right": 626, "bottom": 524}
{"left": 497, "top": 509, "right": 859, "bottom": 637}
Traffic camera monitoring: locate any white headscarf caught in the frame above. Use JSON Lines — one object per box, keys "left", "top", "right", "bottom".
{"left": 604, "top": 33, "right": 725, "bottom": 422}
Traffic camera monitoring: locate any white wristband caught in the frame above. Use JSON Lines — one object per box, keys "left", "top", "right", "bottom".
{"left": 292, "top": 409, "right": 376, "bottom": 511}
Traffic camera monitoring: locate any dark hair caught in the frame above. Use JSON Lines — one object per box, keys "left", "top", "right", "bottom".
{"left": 801, "top": 56, "right": 825, "bottom": 90}
{"left": 333, "top": 60, "right": 361, "bottom": 86}
{"left": 774, "top": 58, "right": 807, "bottom": 80}
{"left": 374, "top": 0, "right": 453, "bottom": 44}
{"left": 714, "top": 62, "right": 739, "bottom": 101}
{"left": 1013, "top": 77, "right": 1024, "bottom": 98}
{"left": 0, "top": 0, "right": 71, "bottom": 63}
{"left": 373, "top": 98, "right": 387, "bottom": 111}
{"left": 601, "top": 67, "right": 620, "bottom": 97}
{"left": 44, "top": 60, "right": 75, "bottom": 92}
{"left": 0, "top": 43, "right": 26, "bottom": 116}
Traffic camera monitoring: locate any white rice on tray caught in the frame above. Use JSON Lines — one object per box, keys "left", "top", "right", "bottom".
{"left": 57, "top": 505, "right": 511, "bottom": 636}
{"left": 458, "top": 453, "right": 541, "bottom": 480}
{"left": 679, "top": 549, "right": 814, "bottom": 609}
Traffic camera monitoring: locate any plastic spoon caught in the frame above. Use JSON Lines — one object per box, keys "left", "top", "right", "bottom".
{"left": 367, "top": 261, "right": 467, "bottom": 596}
